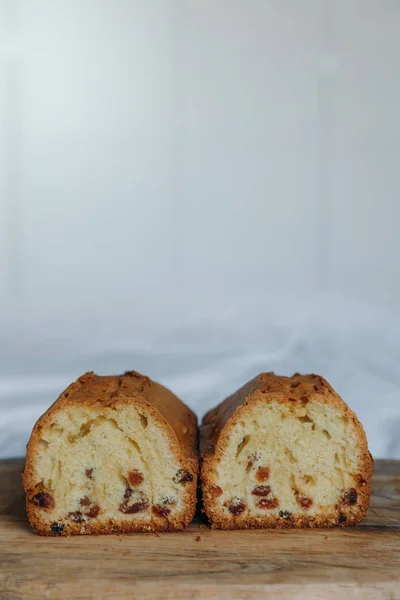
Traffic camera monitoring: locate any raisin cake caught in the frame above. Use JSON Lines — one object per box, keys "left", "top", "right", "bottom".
{"left": 200, "top": 373, "right": 373, "bottom": 529}
{"left": 23, "top": 371, "right": 198, "bottom": 535}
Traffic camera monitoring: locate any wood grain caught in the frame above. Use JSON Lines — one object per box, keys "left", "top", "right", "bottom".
{"left": 0, "top": 459, "right": 399, "bottom": 599}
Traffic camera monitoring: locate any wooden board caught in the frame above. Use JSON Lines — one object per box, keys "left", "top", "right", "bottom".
{"left": 0, "top": 458, "right": 399, "bottom": 599}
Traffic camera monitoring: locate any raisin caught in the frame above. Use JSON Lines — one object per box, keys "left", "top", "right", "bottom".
{"left": 258, "top": 497, "right": 279, "bottom": 509}
{"left": 50, "top": 522, "right": 64, "bottom": 534}
{"left": 279, "top": 510, "right": 292, "bottom": 519}
{"left": 297, "top": 496, "right": 313, "bottom": 510}
{"left": 32, "top": 492, "right": 55, "bottom": 509}
{"left": 128, "top": 469, "right": 144, "bottom": 487}
{"left": 252, "top": 485, "right": 271, "bottom": 497}
{"left": 124, "top": 488, "right": 133, "bottom": 499}
{"left": 85, "top": 468, "right": 93, "bottom": 479}
{"left": 69, "top": 511, "right": 85, "bottom": 523}
{"left": 339, "top": 513, "right": 347, "bottom": 523}
{"left": 152, "top": 504, "right": 171, "bottom": 517}
{"left": 86, "top": 504, "right": 100, "bottom": 518}
{"left": 119, "top": 499, "right": 149, "bottom": 514}
{"left": 342, "top": 488, "right": 357, "bottom": 506}
{"left": 120, "top": 488, "right": 141, "bottom": 511}
{"left": 173, "top": 469, "right": 194, "bottom": 484}
{"left": 210, "top": 485, "right": 223, "bottom": 498}
{"left": 256, "top": 467, "right": 270, "bottom": 482}
{"left": 228, "top": 500, "right": 246, "bottom": 516}
{"left": 79, "top": 495, "right": 100, "bottom": 518}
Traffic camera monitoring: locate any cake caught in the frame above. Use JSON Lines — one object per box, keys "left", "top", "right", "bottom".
{"left": 23, "top": 371, "right": 198, "bottom": 535}
{"left": 200, "top": 372, "right": 373, "bottom": 529}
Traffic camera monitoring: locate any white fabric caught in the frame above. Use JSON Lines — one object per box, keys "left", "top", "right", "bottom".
{"left": 1, "top": 292, "right": 399, "bottom": 459}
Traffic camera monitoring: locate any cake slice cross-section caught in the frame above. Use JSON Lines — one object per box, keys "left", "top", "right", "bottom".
{"left": 23, "top": 371, "right": 198, "bottom": 535}
{"left": 200, "top": 373, "right": 373, "bottom": 529}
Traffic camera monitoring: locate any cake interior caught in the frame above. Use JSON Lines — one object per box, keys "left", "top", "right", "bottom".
{"left": 210, "top": 400, "right": 363, "bottom": 521}
{"left": 28, "top": 404, "right": 193, "bottom": 531}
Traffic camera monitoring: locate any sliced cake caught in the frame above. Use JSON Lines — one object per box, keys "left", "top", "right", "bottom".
{"left": 200, "top": 372, "right": 372, "bottom": 529}
{"left": 23, "top": 371, "right": 198, "bottom": 535}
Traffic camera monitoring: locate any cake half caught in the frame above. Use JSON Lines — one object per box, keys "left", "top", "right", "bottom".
{"left": 23, "top": 371, "right": 198, "bottom": 535}
{"left": 201, "top": 373, "right": 373, "bottom": 529}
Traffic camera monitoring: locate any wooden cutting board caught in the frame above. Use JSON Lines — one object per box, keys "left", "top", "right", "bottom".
{"left": 0, "top": 458, "right": 399, "bottom": 600}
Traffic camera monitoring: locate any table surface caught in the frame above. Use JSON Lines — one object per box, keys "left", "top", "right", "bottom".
{"left": 0, "top": 458, "right": 399, "bottom": 600}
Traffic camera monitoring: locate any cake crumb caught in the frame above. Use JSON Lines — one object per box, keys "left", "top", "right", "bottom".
{"left": 195, "top": 535, "right": 201, "bottom": 543}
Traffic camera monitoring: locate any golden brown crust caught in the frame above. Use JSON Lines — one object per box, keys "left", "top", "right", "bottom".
{"left": 200, "top": 372, "right": 373, "bottom": 529}
{"left": 25, "top": 510, "right": 195, "bottom": 536}
{"left": 23, "top": 371, "right": 198, "bottom": 535}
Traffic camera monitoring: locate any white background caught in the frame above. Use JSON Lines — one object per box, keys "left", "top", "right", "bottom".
{"left": 0, "top": 0, "right": 399, "bottom": 458}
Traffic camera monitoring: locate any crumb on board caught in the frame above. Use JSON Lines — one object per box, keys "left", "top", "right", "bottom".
{"left": 195, "top": 535, "right": 201, "bottom": 543}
